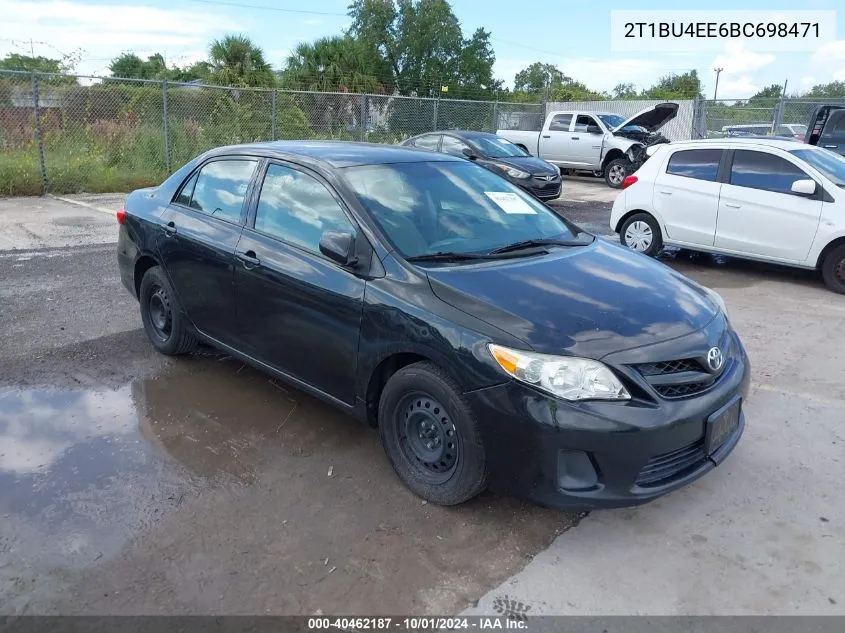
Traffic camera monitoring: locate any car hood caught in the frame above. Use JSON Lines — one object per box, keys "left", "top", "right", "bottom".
{"left": 426, "top": 239, "right": 720, "bottom": 359}
{"left": 483, "top": 155, "right": 558, "bottom": 176}
{"left": 612, "top": 102, "right": 679, "bottom": 133}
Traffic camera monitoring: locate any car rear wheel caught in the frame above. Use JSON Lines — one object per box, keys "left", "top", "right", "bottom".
{"left": 378, "top": 361, "right": 487, "bottom": 505}
{"left": 821, "top": 244, "right": 845, "bottom": 294}
{"left": 620, "top": 212, "right": 663, "bottom": 257}
{"left": 604, "top": 158, "right": 630, "bottom": 188}
{"left": 139, "top": 266, "right": 198, "bottom": 355}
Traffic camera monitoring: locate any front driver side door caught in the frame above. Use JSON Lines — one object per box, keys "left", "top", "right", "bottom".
{"left": 565, "top": 114, "right": 604, "bottom": 168}
{"left": 715, "top": 149, "right": 823, "bottom": 261}
{"left": 234, "top": 161, "right": 366, "bottom": 405}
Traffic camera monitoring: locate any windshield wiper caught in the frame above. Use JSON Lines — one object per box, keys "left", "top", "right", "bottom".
{"left": 405, "top": 251, "right": 492, "bottom": 262}
{"left": 488, "top": 238, "right": 589, "bottom": 255}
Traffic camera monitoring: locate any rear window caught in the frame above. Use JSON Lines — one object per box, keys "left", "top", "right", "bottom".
{"left": 665, "top": 149, "right": 722, "bottom": 182}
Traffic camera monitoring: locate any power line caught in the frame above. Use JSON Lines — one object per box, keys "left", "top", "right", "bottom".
{"left": 184, "top": 0, "right": 346, "bottom": 16}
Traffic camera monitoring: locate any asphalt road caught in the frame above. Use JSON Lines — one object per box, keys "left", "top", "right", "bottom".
{"left": 2, "top": 186, "right": 844, "bottom": 617}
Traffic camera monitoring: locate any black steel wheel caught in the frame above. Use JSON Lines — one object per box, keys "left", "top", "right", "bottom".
{"left": 821, "top": 244, "right": 845, "bottom": 294}
{"left": 378, "top": 361, "right": 487, "bottom": 505}
{"left": 139, "top": 265, "right": 198, "bottom": 356}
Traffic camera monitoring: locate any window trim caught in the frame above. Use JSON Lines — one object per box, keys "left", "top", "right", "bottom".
{"left": 245, "top": 159, "right": 363, "bottom": 261}
{"left": 664, "top": 147, "right": 724, "bottom": 183}
{"left": 726, "top": 148, "right": 817, "bottom": 196}
{"left": 169, "top": 155, "right": 261, "bottom": 226}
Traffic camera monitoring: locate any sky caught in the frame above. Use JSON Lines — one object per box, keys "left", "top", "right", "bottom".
{"left": 1, "top": 0, "right": 844, "bottom": 98}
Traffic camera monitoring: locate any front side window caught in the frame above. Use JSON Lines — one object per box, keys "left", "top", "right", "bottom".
{"left": 573, "top": 115, "right": 598, "bottom": 132}
{"left": 343, "top": 161, "right": 585, "bottom": 258}
{"left": 254, "top": 164, "right": 355, "bottom": 254}
{"left": 185, "top": 159, "right": 258, "bottom": 223}
{"left": 666, "top": 149, "right": 722, "bottom": 182}
{"left": 469, "top": 136, "right": 526, "bottom": 158}
{"left": 413, "top": 135, "right": 440, "bottom": 150}
{"left": 440, "top": 135, "right": 470, "bottom": 157}
{"left": 730, "top": 150, "right": 809, "bottom": 194}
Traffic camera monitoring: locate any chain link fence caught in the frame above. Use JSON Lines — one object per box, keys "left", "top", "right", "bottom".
{"left": 699, "top": 97, "right": 841, "bottom": 139}
{"left": 2, "top": 69, "right": 842, "bottom": 195}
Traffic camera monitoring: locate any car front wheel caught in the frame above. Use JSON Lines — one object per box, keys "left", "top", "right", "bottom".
{"left": 378, "top": 361, "right": 487, "bottom": 505}
{"left": 139, "top": 265, "right": 198, "bottom": 355}
{"left": 821, "top": 244, "right": 845, "bottom": 294}
{"left": 620, "top": 212, "right": 663, "bottom": 257}
{"left": 604, "top": 158, "right": 630, "bottom": 188}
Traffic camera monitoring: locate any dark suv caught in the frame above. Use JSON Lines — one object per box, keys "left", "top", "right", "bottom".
{"left": 806, "top": 105, "right": 845, "bottom": 156}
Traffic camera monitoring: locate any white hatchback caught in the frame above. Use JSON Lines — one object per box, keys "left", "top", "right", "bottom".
{"left": 610, "top": 138, "right": 845, "bottom": 293}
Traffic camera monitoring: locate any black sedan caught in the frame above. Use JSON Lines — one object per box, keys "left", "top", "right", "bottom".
{"left": 117, "top": 141, "right": 749, "bottom": 510}
{"left": 401, "top": 130, "right": 562, "bottom": 201}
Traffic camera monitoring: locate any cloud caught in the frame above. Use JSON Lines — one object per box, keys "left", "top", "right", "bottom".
{"left": 0, "top": 0, "right": 245, "bottom": 75}
{"left": 717, "top": 76, "right": 762, "bottom": 99}
{"left": 710, "top": 42, "right": 775, "bottom": 75}
{"left": 811, "top": 40, "right": 845, "bottom": 81}
{"left": 559, "top": 57, "right": 661, "bottom": 93}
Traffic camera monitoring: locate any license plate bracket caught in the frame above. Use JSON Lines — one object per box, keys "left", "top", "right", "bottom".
{"left": 705, "top": 397, "right": 741, "bottom": 457}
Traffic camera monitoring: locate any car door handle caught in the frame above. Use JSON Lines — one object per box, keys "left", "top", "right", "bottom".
{"left": 659, "top": 190, "right": 672, "bottom": 195}
{"left": 724, "top": 203, "right": 741, "bottom": 208}
{"left": 163, "top": 221, "right": 177, "bottom": 236}
{"left": 823, "top": 144, "right": 838, "bottom": 149}
{"left": 542, "top": 135, "right": 551, "bottom": 138}
{"left": 571, "top": 136, "right": 580, "bottom": 140}
{"left": 235, "top": 250, "right": 260, "bottom": 268}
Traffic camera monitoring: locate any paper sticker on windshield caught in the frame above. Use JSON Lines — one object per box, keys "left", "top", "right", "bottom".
{"left": 484, "top": 191, "right": 537, "bottom": 215}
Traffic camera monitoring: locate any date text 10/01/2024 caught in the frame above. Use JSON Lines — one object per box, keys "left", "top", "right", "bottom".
{"left": 307, "top": 617, "right": 527, "bottom": 630}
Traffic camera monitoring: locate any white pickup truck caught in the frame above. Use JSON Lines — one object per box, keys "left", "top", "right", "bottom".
{"left": 497, "top": 103, "right": 678, "bottom": 188}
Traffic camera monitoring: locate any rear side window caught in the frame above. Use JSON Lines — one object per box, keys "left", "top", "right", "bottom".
{"left": 174, "top": 171, "right": 198, "bottom": 206}
{"left": 413, "top": 135, "right": 440, "bottom": 150}
{"left": 729, "top": 150, "right": 809, "bottom": 194}
{"left": 180, "top": 159, "right": 258, "bottom": 223}
{"left": 666, "top": 149, "right": 722, "bottom": 182}
{"left": 254, "top": 164, "right": 356, "bottom": 254}
{"left": 549, "top": 114, "right": 572, "bottom": 131}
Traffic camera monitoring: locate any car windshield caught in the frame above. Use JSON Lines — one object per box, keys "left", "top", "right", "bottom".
{"left": 790, "top": 148, "right": 845, "bottom": 188}
{"left": 598, "top": 113, "right": 647, "bottom": 133}
{"left": 468, "top": 136, "right": 526, "bottom": 158}
{"left": 343, "top": 161, "right": 586, "bottom": 259}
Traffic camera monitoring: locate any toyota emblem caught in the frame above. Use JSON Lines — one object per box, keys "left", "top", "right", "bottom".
{"left": 706, "top": 347, "right": 724, "bottom": 372}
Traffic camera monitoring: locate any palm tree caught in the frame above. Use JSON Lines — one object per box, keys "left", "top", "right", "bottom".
{"left": 208, "top": 34, "right": 274, "bottom": 87}
{"left": 281, "top": 36, "right": 388, "bottom": 93}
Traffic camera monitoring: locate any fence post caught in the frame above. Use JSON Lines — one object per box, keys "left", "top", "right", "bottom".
{"left": 360, "top": 93, "right": 367, "bottom": 141}
{"left": 271, "top": 89, "right": 277, "bottom": 140}
{"left": 772, "top": 95, "right": 785, "bottom": 133}
{"left": 433, "top": 97, "right": 439, "bottom": 131}
{"left": 162, "top": 80, "right": 171, "bottom": 173}
{"left": 491, "top": 101, "right": 498, "bottom": 132}
{"left": 31, "top": 73, "right": 49, "bottom": 194}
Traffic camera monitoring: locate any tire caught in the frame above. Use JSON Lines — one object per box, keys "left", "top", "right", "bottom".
{"left": 139, "top": 265, "right": 198, "bottom": 355}
{"left": 378, "top": 361, "right": 487, "bottom": 505}
{"left": 620, "top": 212, "right": 663, "bottom": 257}
{"left": 604, "top": 158, "right": 630, "bottom": 188}
{"left": 821, "top": 244, "right": 845, "bottom": 294}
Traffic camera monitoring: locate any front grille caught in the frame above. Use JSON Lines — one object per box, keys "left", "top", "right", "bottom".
{"left": 636, "top": 439, "right": 707, "bottom": 487}
{"left": 638, "top": 358, "right": 701, "bottom": 375}
{"left": 654, "top": 382, "right": 712, "bottom": 398}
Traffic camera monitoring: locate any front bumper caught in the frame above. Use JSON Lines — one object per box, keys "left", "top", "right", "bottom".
{"left": 516, "top": 178, "right": 562, "bottom": 201}
{"left": 466, "top": 332, "right": 750, "bottom": 510}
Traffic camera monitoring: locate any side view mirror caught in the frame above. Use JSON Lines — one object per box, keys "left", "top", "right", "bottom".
{"left": 319, "top": 230, "right": 358, "bottom": 267}
{"left": 790, "top": 179, "right": 816, "bottom": 196}
{"left": 586, "top": 124, "right": 602, "bottom": 135}
{"left": 461, "top": 147, "right": 478, "bottom": 160}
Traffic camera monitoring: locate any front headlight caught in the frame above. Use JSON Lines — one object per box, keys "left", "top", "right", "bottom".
{"left": 492, "top": 163, "right": 530, "bottom": 179}
{"left": 703, "top": 286, "right": 728, "bottom": 318}
{"left": 488, "top": 344, "right": 631, "bottom": 401}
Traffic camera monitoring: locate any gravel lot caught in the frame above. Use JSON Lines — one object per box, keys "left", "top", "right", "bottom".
{"left": 1, "top": 183, "right": 843, "bottom": 616}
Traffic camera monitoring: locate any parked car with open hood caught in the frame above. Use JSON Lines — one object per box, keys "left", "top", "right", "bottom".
{"left": 401, "top": 130, "right": 561, "bottom": 201}
{"left": 497, "top": 103, "right": 678, "bottom": 188}
{"left": 117, "top": 140, "right": 749, "bottom": 510}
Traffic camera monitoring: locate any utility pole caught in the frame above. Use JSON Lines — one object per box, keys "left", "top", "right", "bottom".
{"left": 713, "top": 67, "right": 724, "bottom": 101}
{"left": 30, "top": 38, "right": 35, "bottom": 56}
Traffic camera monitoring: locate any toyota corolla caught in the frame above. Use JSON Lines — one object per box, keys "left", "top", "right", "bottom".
{"left": 117, "top": 141, "right": 750, "bottom": 509}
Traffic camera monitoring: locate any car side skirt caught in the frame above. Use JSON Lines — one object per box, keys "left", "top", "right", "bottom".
{"left": 662, "top": 239, "right": 816, "bottom": 269}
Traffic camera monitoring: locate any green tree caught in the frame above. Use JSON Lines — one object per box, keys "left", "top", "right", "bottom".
{"left": 749, "top": 83, "right": 782, "bottom": 100}
{"left": 612, "top": 82, "right": 637, "bottom": 99}
{"left": 641, "top": 71, "right": 702, "bottom": 99}
{"left": 0, "top": 53, "right": 67, "bottom": 74}
{"left": 347, "top": 0, "right": 498, "bottom": 97}
{"left": 513, "top": 62, "right": 564, "bottom": 95}
{"left": 281, "top": 36, "right": 389, "bottom": 92}
{"left": 801, "top": 81, "right": 845, "bottom": 99}
{"left": 207, "top": 34, "right": 274, "bottom": 87}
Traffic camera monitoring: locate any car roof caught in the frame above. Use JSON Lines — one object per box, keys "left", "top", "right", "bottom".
{"left": 206, "top": 140, "right": 462, "bottom": 168}
{"left": 666, "top": 137, "right": 807, "bottom": 151}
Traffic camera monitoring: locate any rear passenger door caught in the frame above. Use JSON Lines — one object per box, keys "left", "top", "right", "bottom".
{"left": 652, "top": 148, "right": 723, "bottom": 246}
{"left": 234, "top": 161, "right": 366, "bottom": 404}
{"left": 715, "top": 149, "right": 823, "bottom": 261}
{"left": 157, "top": 157, "right": 259, "bottom": 344}
{"left": 539, "top": 113, "right": 572, "bottom": 163}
